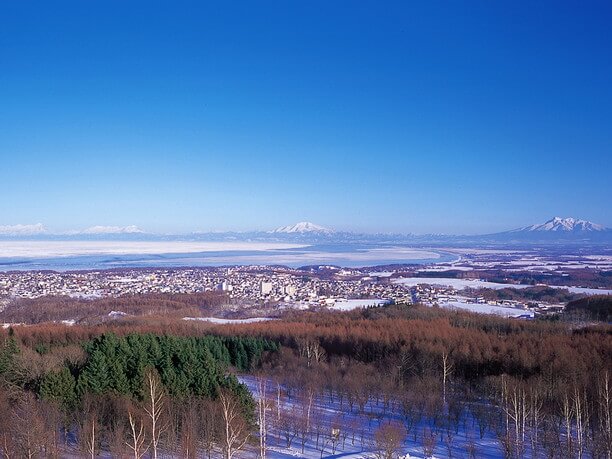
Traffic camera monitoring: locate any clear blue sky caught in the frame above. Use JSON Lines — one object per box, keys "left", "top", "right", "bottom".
{"left": 1, "top": 1, "right": 610, "bottom": 234}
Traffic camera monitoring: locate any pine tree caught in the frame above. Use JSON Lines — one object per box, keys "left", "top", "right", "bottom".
{"left": 77, "top": 350, "right": 110, "bottom": 395}
{"left": 39, "top": 367, "right": 77, "bottom": 410}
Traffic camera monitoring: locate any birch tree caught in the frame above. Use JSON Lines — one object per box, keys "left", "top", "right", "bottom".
{"left": 144, "top": 370, "right": 167, "bottom": 459}
{"left": 219, "top": 390, "right": 250, "bottom": 459}
{"left": 126, "top": 411, "right": 148, "bottom": 459}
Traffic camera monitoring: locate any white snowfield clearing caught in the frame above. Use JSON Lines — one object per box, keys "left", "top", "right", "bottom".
{"left": 328, "top": 299, "right": 390, "bottom": 311}
{"left": 182, "top": 317, "right": 275, "bottom": 324}
{"left": 393, "top": 277, "right": 534, "bottom": 290}
{"left": 438, "top": 301, "right": 534, "bottom": 318}
{"left": 239, "top": 375, "right": 504, "bottom": 459}
{"left": 417, "top": 265, "right": 474, "bottom": 272}
{"left": 0, "top": 241, "right": 306, "bottom": 258}
{"left": 393, "top": 277, "right": 612, "bottom": 295}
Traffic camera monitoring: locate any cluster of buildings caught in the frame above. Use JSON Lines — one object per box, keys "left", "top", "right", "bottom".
{"left": 0, "top": 267, "right": 414, "bottom": 308}
{"left": 0, "top": 266, "right": 574, "bottom": 317}
{"left": 410, "top": 283, "right": 563, "bottom": 316}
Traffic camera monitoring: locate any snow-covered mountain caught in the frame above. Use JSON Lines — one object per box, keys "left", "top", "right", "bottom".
{"left": 80, "top": 225, "right": 144, "bottom": 235}
{"left": 271, "top": 222, "right": 334, "bottom": 234}
{"left": 513, "top": 217, "right": 606, "bottom": 233}
{"left": 1, "top": 217, "right": 609, "bottom": 245}
{"left": 0, "top": 223, "right": 47, "bottom": 236}
{"left": 477, "top": 217, "right": 612, "bottom": 243}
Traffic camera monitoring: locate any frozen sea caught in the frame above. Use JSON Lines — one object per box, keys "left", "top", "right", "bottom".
{"left": 0, "top": 241, "right": 457, "bottom": 271}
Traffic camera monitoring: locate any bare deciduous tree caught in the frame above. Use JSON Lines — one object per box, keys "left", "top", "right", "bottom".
{"left": 441, "top": 351, "right": 454, "bottom": 406}
{"left": 422, "top": 427, "right": 437, "bottom": 458}
{"left": 219, "top": 390, "right": 250, "bottom": 459}
{"left": 372, "top": 422, "right": 406, "bottom": 459}
{"left": 257, "top": 377, "right": 272, "bottom": 459}
{"left": 200, "top": 398, "right": 219, "bottom": 459}
{"left": 79, "top": 397, "right": 100, "bottom": 459}
{"left": 180, "top": 400, "right": 199, "bottom": 459}
{"left": 126, "top": 410, "right": 148, "bottom": 459}
{"left": 597, "top": 371, "right": 612, "bottom": 458}
{"left": 11, "top": 394, "right": 46, "bottom": 459}
{"left": 144, "top": 370, "right": 167, "bottom": 459}
{"left": 298, "top": 339, "right": 325, "bottom": 368}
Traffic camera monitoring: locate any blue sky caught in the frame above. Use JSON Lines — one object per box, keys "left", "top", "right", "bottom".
{"left": 1, "top": 1, "right": 610, "bottom": 234}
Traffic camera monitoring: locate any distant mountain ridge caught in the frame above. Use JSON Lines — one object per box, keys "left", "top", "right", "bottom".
{"left": 480, "top": 217, "right": 611, "bottom": 243}
{"left": 511, "top": 217, "right": 606, "bottom": 233}
{"left": 270, "top": 222, "right": 334, "bottom": 234}
{"left": 79, "top": 225, "right": 144, "bottom": 235}
{"left": 0, "top": 218, "right": 609, "bottom": 245}
{"left": 0, "top": 223, "right": 47, "bottom": 235}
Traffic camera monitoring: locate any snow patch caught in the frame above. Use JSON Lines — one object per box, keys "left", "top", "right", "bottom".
{"left": 437, "top": 301, "right": 534, "bottom": 318}
{"left": 108, "top": 311, "right": 128, "bottom": 317}
{"left": 182, "top": 317, "right": 275, "bottom": 324}
{"left": 328, "top": 298, "right": 390, "bottom": 311}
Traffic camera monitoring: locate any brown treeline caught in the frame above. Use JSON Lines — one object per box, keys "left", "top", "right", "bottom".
{"left": 213, "top": 305, "right": 611, "bottom": 385}
{"left": 0, "top": 291, "right": 228, "bottom": 324}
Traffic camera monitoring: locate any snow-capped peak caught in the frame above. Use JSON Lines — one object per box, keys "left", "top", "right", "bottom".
{"left": 271, "top": 222, "right": 334, "bottom": 234}
{"left": 80, "top": 225, "right": 144, "bottom": 234}
{"left": 0, "top": 223, "right": 47, "bottom": 235}
{"left": 518, "top": 217, "right": 606, "bottom": 232}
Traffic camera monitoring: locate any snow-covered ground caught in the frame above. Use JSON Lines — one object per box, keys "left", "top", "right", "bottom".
{"left": 417, "top": 265, "right": 474, "bottom": 272}
{"left": 437, "top": 300, "right": 534, "bottom": 318}
{"left": 368, "top": 271, "right": 395, "bottom": 277}
{"left": 327, "top": 299, "right": 391, "bottom": 311}
{"left": 393, "top": 277, "right": 612, "bottom": 295}
{"left": 183, "top": 317, "right": 275, "bottom": 324}
{"left": 393, "top": 277, "right": 533, "bottom": 291}
{"left": 239, "top": 375, "right": 505, "bottom": 459}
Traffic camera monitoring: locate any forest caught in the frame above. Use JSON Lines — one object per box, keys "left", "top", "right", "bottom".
{"left": 0, "top": 330, "right": 275, "bottom": 458}
{"left": 565, "top": 295, "right": 612, "bottom": 322}
{"left": 0, "top": 292, "right": 229, "bottom": 324}
{"left": 464, "top": 286, "right": 583, "bottom": 305}
{"left": 415, "top": 268, "right": 612, "bottom": 289}
{"left": 0, "top": 303, "right": 610, "bottom": 458}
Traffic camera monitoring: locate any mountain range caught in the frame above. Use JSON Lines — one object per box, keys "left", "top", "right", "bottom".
{"left": 0, "top": 217, "right": 609, "bottom": 244}
{"left": 269, "top": 217, "right": 611, "bottom": 243}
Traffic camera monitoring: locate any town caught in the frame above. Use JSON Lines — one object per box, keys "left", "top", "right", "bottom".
{"left": 0, "top": 265, "right": 577, "bottom": 318}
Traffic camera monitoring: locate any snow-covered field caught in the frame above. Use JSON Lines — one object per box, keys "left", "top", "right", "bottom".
{"left": 183, "top": 317, "right": 275, "bottom": 324}
{"left": 393, "top": 277, "right": 612, "bottom": 295}
{"left": 437, "top": 300, "right": 534, "bottom": 318}
{"left": 327, "top": 299, "right": 390, "bottom": 311}
{"left": 368, "top": 271, "right": 395, "bottom": 277}
{"left": 239, "top": 375, "right": 504, "bottom": 459}
{"left": 393, "top": 277, "right": 533, "bottom": 291}
{"left": 417, "top": 265, "right": 474, "bottom": 272}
